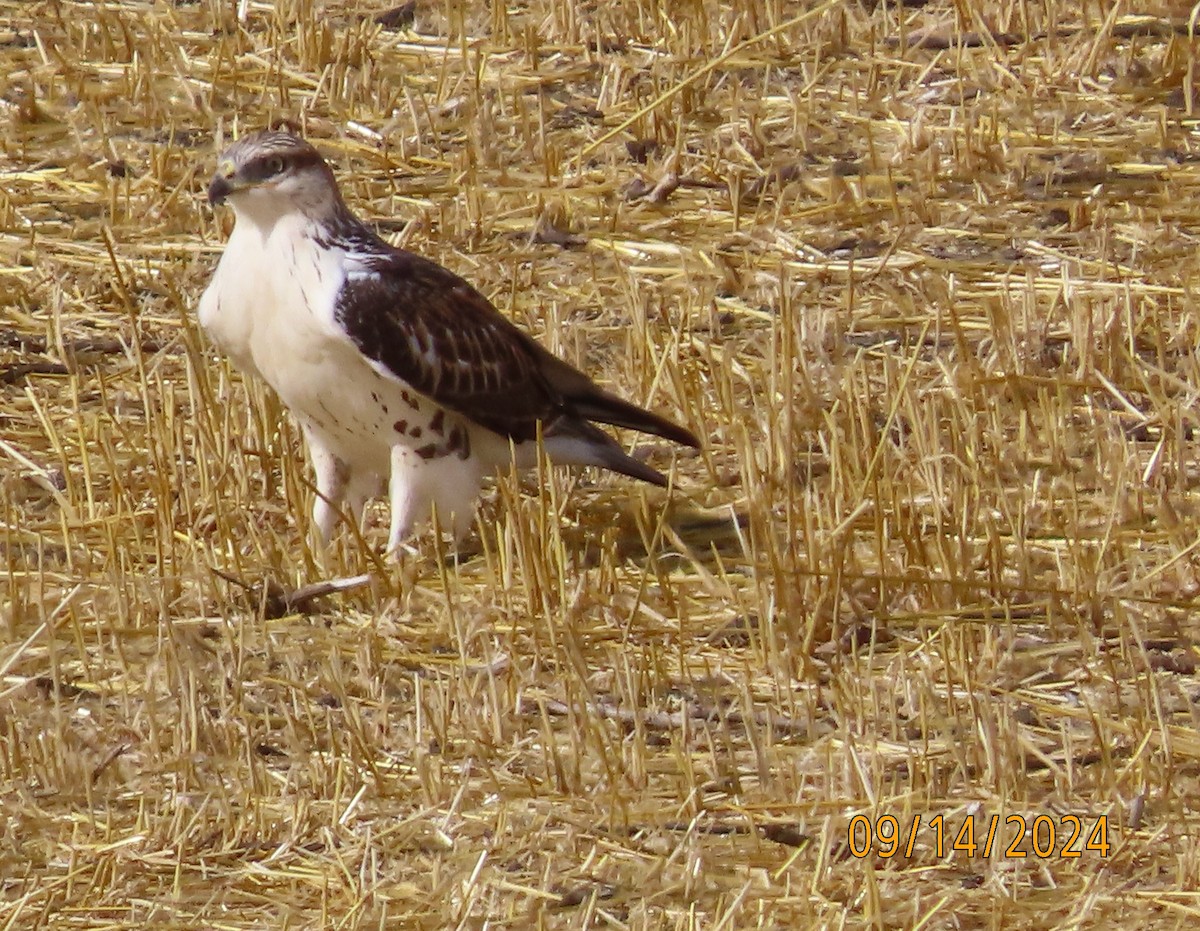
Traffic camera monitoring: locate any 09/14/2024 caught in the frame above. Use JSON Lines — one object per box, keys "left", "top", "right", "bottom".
{"left": 847, "top": 813, "right": 1111, "bottom": 860}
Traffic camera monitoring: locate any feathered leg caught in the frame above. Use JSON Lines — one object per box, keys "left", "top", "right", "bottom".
{"left": 429, "top": 458, "right": 485, "bottom": 542}
{"left": 386, "top": 449, "right": 484, "bottom": 554}
{"left": 387, "top": 448, "right": 429, "bottom": 556}
{"left": 305, "top": 427, "right": 350, "bottom": 541}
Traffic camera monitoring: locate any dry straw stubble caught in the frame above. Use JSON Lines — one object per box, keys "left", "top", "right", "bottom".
{"left": 2, "top": 0, "right": 1199, "bottom": 927}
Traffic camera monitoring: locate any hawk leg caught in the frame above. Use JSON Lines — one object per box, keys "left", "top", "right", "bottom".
{"left": 306, "top": 426, "right": 373, "bottom": 541}
{"left": 386, "top": 447, "right": 484, "bottom": 555}
{"left": 386, "top": 448, "right": 426, "bottom": 555}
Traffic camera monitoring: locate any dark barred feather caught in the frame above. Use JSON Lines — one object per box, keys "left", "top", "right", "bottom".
{"left": 333, "top": 244, "right": 700, "bottom": 451}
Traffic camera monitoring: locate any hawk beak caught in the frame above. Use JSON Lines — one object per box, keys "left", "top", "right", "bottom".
{"left": 208, "top": 159, "right": 240, "bottom": 205}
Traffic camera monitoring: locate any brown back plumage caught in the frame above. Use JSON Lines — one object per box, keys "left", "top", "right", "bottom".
{"left": 334, "top": 248, "right": 700, "bottom": 461}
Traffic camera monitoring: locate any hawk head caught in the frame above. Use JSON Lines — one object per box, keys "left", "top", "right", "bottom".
{"left": 207, "top": 129, "right": 340, "bottom": 222}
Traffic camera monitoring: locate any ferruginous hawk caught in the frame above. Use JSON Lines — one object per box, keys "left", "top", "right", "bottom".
{"left": 198, "top": 129, "right": 699, "bottom": 552}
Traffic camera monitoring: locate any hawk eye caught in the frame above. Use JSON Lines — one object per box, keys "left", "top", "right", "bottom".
{"left": 265, "top": 156, "right": 287, "bottom": 176}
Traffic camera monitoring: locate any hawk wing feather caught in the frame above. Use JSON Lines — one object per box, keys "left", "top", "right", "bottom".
{"left": 335, "top": 249, "right": 700, "bottom": 448}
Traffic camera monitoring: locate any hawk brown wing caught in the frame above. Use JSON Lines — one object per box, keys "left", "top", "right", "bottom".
{"left": 334, "top": 249, "right": 699, "bottom": 448}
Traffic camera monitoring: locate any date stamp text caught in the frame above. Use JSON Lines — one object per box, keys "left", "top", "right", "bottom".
{"left": 847, "top": 813, "right": 1111, "bottom": 859}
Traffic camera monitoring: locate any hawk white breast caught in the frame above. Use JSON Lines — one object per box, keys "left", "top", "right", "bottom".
{"left": 198, "top": 129, "right": 699, "bottom": 553}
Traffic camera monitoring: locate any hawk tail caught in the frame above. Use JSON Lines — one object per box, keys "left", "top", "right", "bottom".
{"left": 545, "top": 419, "right": 675, "bottom": 487}
{"left": 570, "top": 388, "right": 700, "bottom": 449}
{"left": 535, "top": 346, "right": 700, "bottom": 449}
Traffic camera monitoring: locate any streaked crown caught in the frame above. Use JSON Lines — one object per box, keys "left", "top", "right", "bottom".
{"left": 208, "top": 129, "right": 333, "bottom": 208}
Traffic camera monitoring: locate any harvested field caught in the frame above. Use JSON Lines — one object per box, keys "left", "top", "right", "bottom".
{"left": 4, "top": 0, "right": 1200, "bottom": 927}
